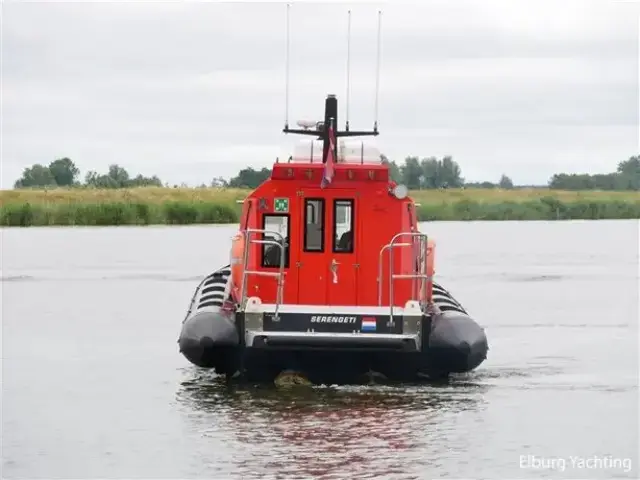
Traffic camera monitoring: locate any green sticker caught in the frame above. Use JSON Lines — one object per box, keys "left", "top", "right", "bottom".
{"left": 274, "top": 198, "right": 289, "bottom": 212}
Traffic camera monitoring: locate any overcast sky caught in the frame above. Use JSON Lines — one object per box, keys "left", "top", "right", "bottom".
{"left": 2, "top": 0, "right": 638, "bottom": 188}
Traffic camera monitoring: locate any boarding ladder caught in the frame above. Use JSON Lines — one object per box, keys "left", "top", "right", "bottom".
{"left": 240, "top": 228, "right": 286, "bottom": 321}
{"left": 377, "top": 232, "right": 431, "bottom": 323}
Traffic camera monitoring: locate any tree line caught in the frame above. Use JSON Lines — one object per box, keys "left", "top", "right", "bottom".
{"left": 222, "top": 154, "right": 639, "bottom": 191}
{"left": 13, "top": 158, "right": 163, "bottom": 189}
{"left": 10, "top": 154, "right": 639, "bottom": 191}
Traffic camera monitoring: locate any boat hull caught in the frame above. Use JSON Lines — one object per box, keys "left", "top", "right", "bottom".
{"left": 178, "top": 309, "right": 239, "bottom": 369}
{"left": 425, "top": 310, "right": 489, "bottom": 375}
{"left": 177, "top": 265, "right": 488, "bottom": 383}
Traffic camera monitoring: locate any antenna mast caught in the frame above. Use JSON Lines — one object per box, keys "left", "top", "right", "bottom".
{"left": 345, "top": 9, "right": 352, "bottom": 132}
{"left": 373, "top": 9, "right": 382, "bottom": 132}
{"left": 282, "top": 7, "right": 379, "bottom": 140}
{"left": 284, "top": 3, "right": 291, "bottom": 130}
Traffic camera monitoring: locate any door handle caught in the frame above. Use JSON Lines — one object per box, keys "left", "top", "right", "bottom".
{"left": 330, "top": 259, "right": 340, "bottom": 284}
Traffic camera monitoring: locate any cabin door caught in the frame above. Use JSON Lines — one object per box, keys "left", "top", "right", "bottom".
{"left": 325, "top": 196, "right": 358, "bottom": 306}
{"left": 297, "top": 193, "right": 358, "bottom": 306}
{"left": 297, "top": 195, "right": 329, "bottom": 304}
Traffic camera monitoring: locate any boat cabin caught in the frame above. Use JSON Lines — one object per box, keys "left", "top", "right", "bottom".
{"left": 230, "top": 95, "right": 433, "bottom": 310}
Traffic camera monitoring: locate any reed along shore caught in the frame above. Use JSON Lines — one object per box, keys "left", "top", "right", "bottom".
{"left": 1, "top": 187, "right": 638, "bottom": 226}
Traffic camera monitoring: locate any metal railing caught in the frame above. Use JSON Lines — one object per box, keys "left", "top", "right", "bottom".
{"left": 377, "top": 232, "right": 431, "bottom": 322}
{"left": 240, "top": 228, "right": 286, "bottom": 321}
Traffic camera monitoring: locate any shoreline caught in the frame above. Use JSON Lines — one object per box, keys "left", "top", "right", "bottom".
{"left": 1, "top": 187, "right": 638, "bottom": 226}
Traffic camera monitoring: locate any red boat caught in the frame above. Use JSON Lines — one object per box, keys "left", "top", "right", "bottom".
{"left": 178, "top": 93, "right": 489, "bottom": 384}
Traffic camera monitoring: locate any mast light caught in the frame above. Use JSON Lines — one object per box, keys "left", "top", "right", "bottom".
{"left": 391, "top": 184, "right": 408, "bottom": 200}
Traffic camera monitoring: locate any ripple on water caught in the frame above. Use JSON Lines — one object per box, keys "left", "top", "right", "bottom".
{"left": 175, "top": 369, "right": 497, "bottom": 479}
{"left": 172, "top": 359, "right": 638, "bottom": 478}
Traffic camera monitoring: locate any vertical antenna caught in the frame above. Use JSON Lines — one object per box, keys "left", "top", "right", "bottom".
{"left": 284, "top": 3, "right": 291, "bottom": 130}
{"left": 373, "top": 9, "right": 382, "bottom": 132}
{"left": 345, "top": 9, "right": 352, "bottom": 132}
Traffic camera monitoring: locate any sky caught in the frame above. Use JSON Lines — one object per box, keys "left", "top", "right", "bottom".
{"left": 1, "top": 0, "right": 639, "bottom": 188}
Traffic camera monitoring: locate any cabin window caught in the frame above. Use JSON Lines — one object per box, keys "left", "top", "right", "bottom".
{"left": 333, "top": 199, "right": 354, "bottom": 253}
{"left": 304, "top": 199, "right": 324, "bottom": 252}
{"left": 261, "top": 214, "right": 290, "bottom": 268}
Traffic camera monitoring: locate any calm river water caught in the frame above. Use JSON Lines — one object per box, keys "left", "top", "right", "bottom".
{"left": 2, "top": 220, "right": 639, "bottom": 479}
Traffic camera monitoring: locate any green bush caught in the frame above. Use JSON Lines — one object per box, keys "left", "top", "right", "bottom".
{"left": 0, "top": 201, "right": 239, "bottom": 226}
{"left": 415, "top": 197, "right": 640, "bottom": 221}
{"left": 1, "top": 194, "right": 638, "bottom": 226}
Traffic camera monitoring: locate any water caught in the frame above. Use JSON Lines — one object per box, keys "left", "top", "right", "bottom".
{"left": 2, "top": 220, "right": 638, "bottom": 479}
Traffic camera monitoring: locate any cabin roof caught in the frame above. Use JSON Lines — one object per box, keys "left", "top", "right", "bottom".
{"left": 289, "top": 138, "right": 383, "bottom": 165}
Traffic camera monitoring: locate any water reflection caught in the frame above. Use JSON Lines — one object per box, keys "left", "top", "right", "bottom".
{"left": 176, "top": 368, "right": 490, "bottom": 479}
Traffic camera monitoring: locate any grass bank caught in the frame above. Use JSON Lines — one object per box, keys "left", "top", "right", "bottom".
{"left": 1, "top": 187, "right": 638, "bottom": 226}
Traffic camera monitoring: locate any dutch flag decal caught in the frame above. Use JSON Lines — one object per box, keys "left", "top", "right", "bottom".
{"left": 361, "top": 316, "right": 377, "bottom": 332}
